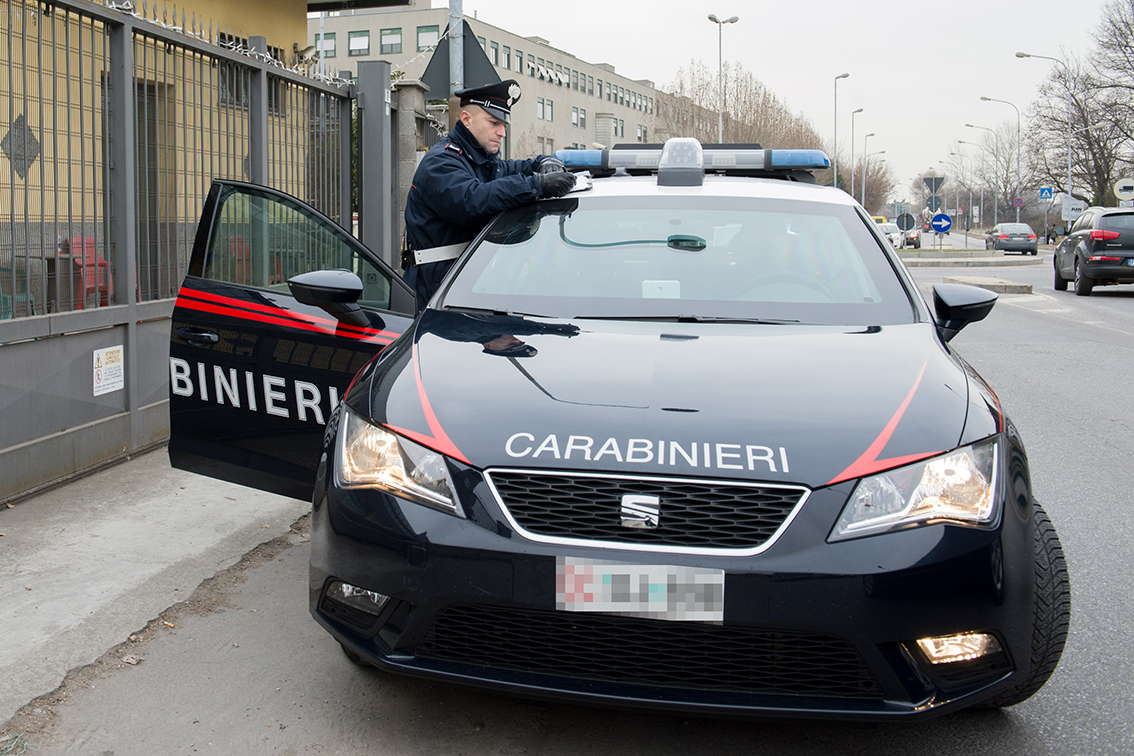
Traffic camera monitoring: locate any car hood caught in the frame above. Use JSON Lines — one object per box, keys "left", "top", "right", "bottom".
{"left": 364, "top": 311, "right": 996, "bottom": 489}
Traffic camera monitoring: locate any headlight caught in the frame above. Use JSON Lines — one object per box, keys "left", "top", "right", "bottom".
{"left": 336, "top": 407, "right": 464, "bottom": 517}
{"left": 829, "top": 436, "right": 999, "bottom": 542}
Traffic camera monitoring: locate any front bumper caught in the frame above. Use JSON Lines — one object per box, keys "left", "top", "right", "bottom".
{"left": 309, "top": 458, "right": 1037, "bottom": 721}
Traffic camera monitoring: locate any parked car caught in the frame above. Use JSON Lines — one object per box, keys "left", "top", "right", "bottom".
{"left": 879, "top": 222, "right": 903, "bottom": 248}
{"left": 1053, "top": 206, "right": 1134, "bottom": 295}
{"left": 904, "top": 227, "right": 922, "bottom": 249}
{"left": 169, "top": 139, "right": 1068, "bottom": 721}
{"left": 985, "top": 223, "right": 1038, "bottom": 255}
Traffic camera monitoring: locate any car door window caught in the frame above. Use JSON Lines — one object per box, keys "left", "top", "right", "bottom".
{"left": 202, "top": 184, "right": 397, "bottom": 311}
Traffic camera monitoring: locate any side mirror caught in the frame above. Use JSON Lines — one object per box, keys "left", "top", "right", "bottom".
{"left": 288, "top": 269, "right": 368, "bottom": 327}
{"left": 932, "top": 283, "right": 997, "bottom": 342}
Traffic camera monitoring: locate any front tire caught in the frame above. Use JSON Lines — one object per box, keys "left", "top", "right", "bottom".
{"left": 979, "top": 501, "right": 1070, "bottom": 709}
{"left": 1054, "top": 261, "right": 1068, "bottom": 291}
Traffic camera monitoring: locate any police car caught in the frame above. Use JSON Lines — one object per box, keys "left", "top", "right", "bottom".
{"left": 169, "top": 138, "right": 1069, "bottom": 720}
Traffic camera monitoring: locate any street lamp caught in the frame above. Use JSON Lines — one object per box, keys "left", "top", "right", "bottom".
{"left": 863, "top": 149, "right": 885, "bottom": 208}
{"left": 708, "top": 14, "right": 739, "bottom": 144}
{"left": 861, "top": 132, "right": 875, "bottom": 205}
{"left": 832, "top": 72, "right": 849, "bottom": 189}
{"left": 965, "top": 123, "right": 1000, "bottom": 225}
{"left": 959, "top": 139, "right": 989, "bottom": 231}
{"left": 981, "top": 95, "right": 1022, "bottom": 221}
{"left": 1017, "top": 51, "right": 1073, "bottom": 207}
{"left": 850, "top": 107, "right": 864, "bottom": 200}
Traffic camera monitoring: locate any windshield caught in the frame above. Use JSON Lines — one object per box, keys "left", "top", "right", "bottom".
{"left": 440, "top": 195, "right": 915, "bottom": 325}
{"left": 881, "top": 224, "right": 900, "bottom": 234}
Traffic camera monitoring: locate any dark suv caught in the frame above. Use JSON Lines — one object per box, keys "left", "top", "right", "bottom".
{"left": 1054, "top": 207, "right": 1134, "bottom": 295}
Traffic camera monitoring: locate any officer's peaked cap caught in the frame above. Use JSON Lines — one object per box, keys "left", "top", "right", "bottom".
{"left": 457, "top": 79, "right": 521, "bottom": 123}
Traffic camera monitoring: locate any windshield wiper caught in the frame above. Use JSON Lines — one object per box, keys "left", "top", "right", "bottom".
{"left": 574, "top": 315, "right": 801, "bottom": 324}
{"left": 442, "top": 306, "right": 554, "bottom": 319}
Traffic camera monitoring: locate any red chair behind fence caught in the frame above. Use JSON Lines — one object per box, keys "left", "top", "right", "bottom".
{"left": 71, "top": 237, "right": 111, "bottom": 308}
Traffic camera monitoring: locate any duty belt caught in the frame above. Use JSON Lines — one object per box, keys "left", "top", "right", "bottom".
{"left": 413, "top": 242, "right": 469, "bottom": 266}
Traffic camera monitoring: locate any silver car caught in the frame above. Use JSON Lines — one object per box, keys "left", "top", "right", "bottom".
{"left": 880, "top": 222, "right": 904, "bottom": 248}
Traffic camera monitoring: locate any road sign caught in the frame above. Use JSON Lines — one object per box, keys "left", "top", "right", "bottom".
{"left": 1062, "top": 196, "right": 1087, "bottom": 221}
{"left": 923, "top": 177, "right": 945, "bottom": 194}
{"left": 1013, "top": 197, "right": 1024, "bottom": 208}
{"left": 931, "top": 213, "right": 952, "bottom": 234}
{"left": 1114, "top": 178, "right": 1134, "bottom": 201}
{"left": 926, "top": 195, "right": 943, "bottom": 211}
{"left": 896, "top": 213, "right": 916, "bottom": 231}
{"left": 1039, "top": 187, "right": 1054, "bottom": 199}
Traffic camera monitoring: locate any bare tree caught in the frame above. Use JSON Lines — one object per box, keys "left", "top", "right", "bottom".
{"left": 1026, "top": 53, "right": 1125, "bottom": 206}
{"left": 656, "top": 59, "right": 839, "bottom": 188}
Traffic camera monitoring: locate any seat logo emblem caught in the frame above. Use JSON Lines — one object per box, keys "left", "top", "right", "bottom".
{"left": 620, "top": 494, "right": 660, "bottom": 529}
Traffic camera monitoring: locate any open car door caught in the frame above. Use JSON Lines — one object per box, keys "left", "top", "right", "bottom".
{"left": 169, "top": 180, "right": 416, "bottom": 500}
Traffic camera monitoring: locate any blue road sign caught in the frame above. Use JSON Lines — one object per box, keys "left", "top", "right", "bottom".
{"left": 931, "top": 213, "right": 953, "bottom": 233}
{"left": 1040, "top": 187, "right": 1054, "bottom": 199}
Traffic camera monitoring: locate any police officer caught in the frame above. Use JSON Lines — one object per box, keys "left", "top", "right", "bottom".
{"left": 402, "top": 79, "right": 576, "bottom": 308}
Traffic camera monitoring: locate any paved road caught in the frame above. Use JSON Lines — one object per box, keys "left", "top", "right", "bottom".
{"left": 5, "top": 258, "right": 1134, "bottom": 755}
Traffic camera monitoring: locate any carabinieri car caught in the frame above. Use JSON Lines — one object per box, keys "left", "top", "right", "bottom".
{"left": 169, "top": 138, "right": 1069, "bottom": 721}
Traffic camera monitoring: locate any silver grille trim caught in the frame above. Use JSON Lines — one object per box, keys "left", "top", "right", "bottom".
{"left": 483, "top": 468, "right": 811, "bottom": 557}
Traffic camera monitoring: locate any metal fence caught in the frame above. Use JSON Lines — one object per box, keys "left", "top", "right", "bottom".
{"left": 0, "top": 0, "right": 352, "bottom": 320}
{"left": 0, "top": 0, "right": 370, "bottom": 503}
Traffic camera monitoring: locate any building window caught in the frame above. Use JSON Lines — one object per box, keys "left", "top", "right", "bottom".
{"left": 579, "top": 108, "right": 586, "bottom": 129}
{"left": 380, "top": 28, "right": 401, "bottom": 55}
{"left": 572, "top": 70, "right": 579, "bottom": 90}
{"left": 596, "top": 78, "right": 602, "bottom": 98}
{"left": 317, "top": 31, "right": 336, "bottom": 58}
{"left": 546, "top": 138, "right": 554, "bottom": 152}
{"left": 348, "top": 30, "right": 369, "bottom": 56}
{"left": 490, "top": 41, "right": 499, "bottom": 66}
{"left": 641, "top": 125, "right": 647, "bottom": 142}
{"left": 477, "top": 36, "right": 486, "bottom": 52}
{"left": 514, "top": 48, "right": 523, "bottom": 73}
{"left": 537, "top": 97, "right": 545, "bottom": 120}
{"left": 588, "top": 76, "right": 594, "bottom": 96}
{"left": 528, "top": 53, "right": 536, "bottom": 77}
{"left": 546, "top": 99, "right": 553, "bottom": 121}
{"left": 607, "top": 83, "right": 612, "bottom": 101}
{"left": 571, "top": 106, "right": 578, "bottom": 126}
{"left": 637, "top": 124, "right": 642, "bottom": 142}
{"left": 502, "top": 45, "right": 511, "bottom": 69}
{"left": 537, "top": 136, "right": 545, "bottom": 152}
{"left": 619, "top": 119, "right": 624, "bottom": 137}
{"left": 417, "top": 25, "right": 439, "bottom": 51}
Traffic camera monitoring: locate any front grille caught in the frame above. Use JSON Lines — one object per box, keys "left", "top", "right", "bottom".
{"left": 487, "top": 470, "right": 805, "bottom": 551}
{"left": 416, "top": 604, "right": 882, "bottom": 699}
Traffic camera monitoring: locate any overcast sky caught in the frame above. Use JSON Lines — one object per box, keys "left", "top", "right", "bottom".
{"left": 448, "top": 0, "right": 1111, "bottom": 200}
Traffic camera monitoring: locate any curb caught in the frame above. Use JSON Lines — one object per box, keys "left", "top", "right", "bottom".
{"left": 942, "top": 275, "right": 1033, "bottom": 294}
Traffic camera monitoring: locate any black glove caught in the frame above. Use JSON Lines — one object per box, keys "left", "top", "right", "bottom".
{"left": 539, "top": 171, "right": 575, "bottom": 198}
{"left": 538, "top": 156, "right": 566, "bottom": 174}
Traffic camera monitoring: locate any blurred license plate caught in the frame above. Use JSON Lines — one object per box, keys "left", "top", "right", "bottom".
{"left": 1127, "top": 259, "right": 1134, "bottom": 266}
{"left": 556, "top": 556, "right": 724, "bottom": 623}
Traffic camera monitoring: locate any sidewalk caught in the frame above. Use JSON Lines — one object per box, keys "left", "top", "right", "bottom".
{"left": 0, "top": 448, "right": 308, "bottom": 726}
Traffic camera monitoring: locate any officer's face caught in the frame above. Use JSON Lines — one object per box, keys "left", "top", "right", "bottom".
{"left": 462, "top": 106, "right": 508, "bottom": 155}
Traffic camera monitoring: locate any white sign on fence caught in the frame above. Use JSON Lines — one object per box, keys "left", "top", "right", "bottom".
{"left": 1062, "top": 196, "right": 1088, "bottom": 222}
{"left": 93, "top": 345, "right": 124, "bottom": 396}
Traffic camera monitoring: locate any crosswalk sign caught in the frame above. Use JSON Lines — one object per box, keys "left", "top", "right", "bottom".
{"left": 1039, "top": 187, "right": 1053, "bottom": 199}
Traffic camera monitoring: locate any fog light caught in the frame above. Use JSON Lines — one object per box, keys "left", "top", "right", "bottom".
{"left": 326, "top": 580, "right": 390, "bottom": 617}
{"left": 916, "top": 632, "right": 1002, "bottom": 664}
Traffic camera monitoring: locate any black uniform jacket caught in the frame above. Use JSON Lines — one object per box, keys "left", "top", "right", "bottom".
{"left": 403, "top": 121, "right": 546, "bottom": 307}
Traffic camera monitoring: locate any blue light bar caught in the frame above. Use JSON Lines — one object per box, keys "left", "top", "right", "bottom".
{"left": 554, "top": 142, "right": 831, "bottom": 176}
{"left": 557, "top": 149, "right": 605, "bottom": 168}
{"left": 767, "top": 149, "right": 830, "bottom": 170}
